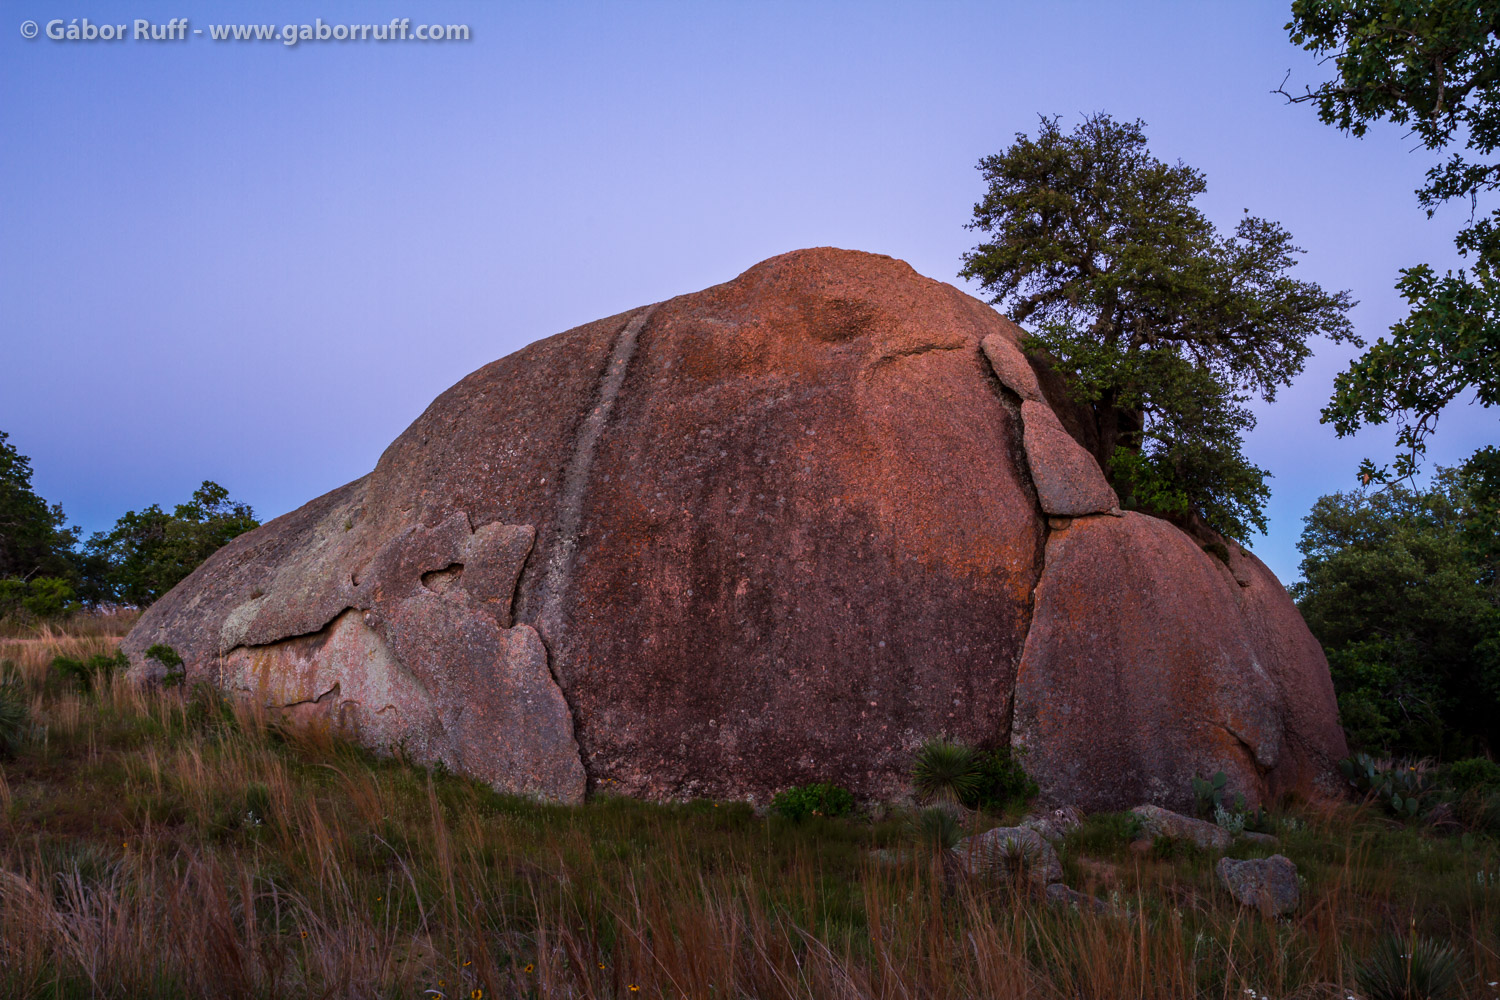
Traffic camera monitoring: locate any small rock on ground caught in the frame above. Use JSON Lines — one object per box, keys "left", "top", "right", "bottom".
{"left": 1216, "top": 854, "right": 1300, "bottom": 916}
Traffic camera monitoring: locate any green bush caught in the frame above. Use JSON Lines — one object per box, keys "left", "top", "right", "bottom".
{"left": 1442, "top": 757, "right": 1500, "bottom": 794}
{"left": 0, "top": 576, "right": 79, "bottom": 622}
{"left": 1192, "top": 770, "right": 1243, "bottom": 817}
{"left": 1355, "top": 932, "right": 1461, "bottom": 1000}
{"left": 771, "top": 783, "right": 855, "bottom": 822}
{"left": 0, "top": 671, "right": 29, "bottom": 756}
{"left": 968, "top": 747, "right": 1039, "bottom": 811}
{"left": 911, "top": 739, "right": 1037, "bottom": 812}
{"left": 50, "top": 650, "right": 126, "bottom": 691}
{"left": 1063, "top": 811, "right": 1145, "bottom": 857}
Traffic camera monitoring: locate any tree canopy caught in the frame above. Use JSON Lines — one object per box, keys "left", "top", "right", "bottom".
{"left": 82, "top": 481, "right": 259, "bottom": 608}
{"left": 961, "top": 113, "right": 1357, "bottom": 539}
{"left": 1286, "top": 0, "right": 1500, "bottom": 480}
{"left": 0, "top": 429, "right": 260, "bottom": 618}
{"left": 0, "top": 430, "right": 78, "bottom": 582}
{"left": 1293, "top": 447, "right": 1500, "bottom": 756}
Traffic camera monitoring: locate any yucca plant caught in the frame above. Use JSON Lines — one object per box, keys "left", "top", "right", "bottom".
{"left": 913, "top": 807, "right": 962, "bottom": 850}
{"left": 1355, "top": 931, "right": 1462, "bottom": 1000}
{"left": 912, "top": 738, "right": 982, "bottom": 805}
{"left": 0, "top": 670, "right": 29, "bottom": 756}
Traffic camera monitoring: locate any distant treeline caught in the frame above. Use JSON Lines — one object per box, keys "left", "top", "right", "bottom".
{"left": 0, "top": 430, "right": 258, "bottom": 619}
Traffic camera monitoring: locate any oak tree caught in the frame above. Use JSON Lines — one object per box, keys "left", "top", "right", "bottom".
{"left": 1286, "top": 0, "right": 1500, "bottom": 480}
{"left": 961, "top": 113, "right": 1356, "bottom": 539}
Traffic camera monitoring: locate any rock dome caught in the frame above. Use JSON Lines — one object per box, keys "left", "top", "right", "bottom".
{"left": 122, "top": 248, "right": 1347, "bottom": 811}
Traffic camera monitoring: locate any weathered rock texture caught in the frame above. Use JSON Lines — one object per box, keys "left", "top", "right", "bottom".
{"left": 1216, "top": 855, "right": 1301, "bottom": 915}
{"left": 121, "top": 248, "right": 1347, "bottom": 808}
{"left": 1131, "top": 804, "right": 1233, "bottom": 852}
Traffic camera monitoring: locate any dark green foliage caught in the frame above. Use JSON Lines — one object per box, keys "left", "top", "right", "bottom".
{"left": 1286, "top": 3, "right": 1500, "bottom": 482}
{"left": 243, "top": 782, "right": 272, "bottom": 827}
{"left": 906, "top": 734, "right": 1038, "bottom": 815}
{"left": 1355, "top": 931, "right": 1462, "bottom": 1000}
{"left": 0, "top": 670, "right": 27, "bottom": 756}
{"left": 912, "top": 808, "right": 962, "bottom": 850}
{"left": 1293, "top": 462, "right": 1500, "bottom": 756}
{"left": 1435, "top": 758, "right": 1500, "bottom": 833}
{"left": 1443, "top": 757, "right": 1500, "bottom": 795}
{"left": 968, "top": 746, "right": 1038, "bottom": 811}
{"left": 911, "top": 739, "right": 1038, "bottom": 811}
{"left": 1192, "top": 771, "right": 1234, "bottom": 818}
{"left": 911, "top": 739, "right": 981, "bottom": 805}
{"left": 0, "top": 431, "right": 80, "bottom": 584}
{"left": 49, "top": 650, "right": 127, "bottom": 692}
{"left": 0, "top": 577, "right": 79, "bottom": 622}
{"left": 960, "top": 113, "right": 1355, "bottom": 539}
{"left": 82, "top": 481, "right": 258, "bottom": 608}
{"left": 770, "top": 783, "right": 855, "bottom": 822}
{"left": 145, "top": 643, "right": 185, "bottom": 688}
{"left": 1340, "top": 754, "right": 1433, "bottom": 820}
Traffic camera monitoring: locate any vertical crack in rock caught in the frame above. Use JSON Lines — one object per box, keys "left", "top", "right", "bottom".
{"left": 974, "top": 339, "right": 1047, "bottom": 748}
{"left": 523, "top": 303, "right": 658, "bottom": 685}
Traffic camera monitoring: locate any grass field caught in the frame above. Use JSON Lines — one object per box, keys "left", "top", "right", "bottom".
{"left": 0, "top": 619, "right": 1497, "bottom": 999}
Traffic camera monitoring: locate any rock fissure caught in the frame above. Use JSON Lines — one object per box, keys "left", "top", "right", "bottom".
{"left": 974, "top": 340, "right": 1049, "bottom": 749}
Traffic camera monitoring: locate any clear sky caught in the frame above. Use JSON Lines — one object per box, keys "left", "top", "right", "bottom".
{"left": 1, "top": 1, "right": 1493, "bottom": 585}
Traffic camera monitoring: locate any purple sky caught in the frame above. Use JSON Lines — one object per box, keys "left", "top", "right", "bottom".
{"left": 2, "top": 1, "right": 1493, "bottom": 585}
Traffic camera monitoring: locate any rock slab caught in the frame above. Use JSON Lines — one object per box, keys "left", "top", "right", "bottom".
{"left": 1131, "top": 805, "right": 1232, "bottom": 851}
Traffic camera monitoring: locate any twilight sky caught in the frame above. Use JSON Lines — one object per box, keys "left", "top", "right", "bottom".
{"left": 2, "top": 1, "right": 1494, "bottom": 585}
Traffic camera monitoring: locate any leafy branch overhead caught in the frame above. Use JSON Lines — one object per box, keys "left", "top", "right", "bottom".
{"left": 1285, "top": 1, "right": 1500, "bottom": 480}
{"left": 961, "top": 113, "right": 1356, "bottom": 539}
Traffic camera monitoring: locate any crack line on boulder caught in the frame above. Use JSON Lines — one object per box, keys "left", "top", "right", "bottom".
{"left": 523, "top": 303, "right": 658, "bottom": 683}
{"left": 974, "top": 340, "right": 1048, "bottom": 751}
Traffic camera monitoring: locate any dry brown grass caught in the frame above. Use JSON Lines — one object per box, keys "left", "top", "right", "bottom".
{"left": 0, "top": 622, "right": 1496, "bottom": 999}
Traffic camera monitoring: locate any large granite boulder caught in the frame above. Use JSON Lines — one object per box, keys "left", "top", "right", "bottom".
{"left": 121, "top": 248, "right": 1347, "bottom": 807}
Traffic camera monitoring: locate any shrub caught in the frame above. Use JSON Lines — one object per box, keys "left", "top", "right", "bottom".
{"left": 912, "top": 807, "right": 962, "bottom": 850}
{"left": 50, "top": 650, "right": 126, "bottom": 691}
{"left": 1063, "top": 811, "right": 1144, "bottom": 857}
{"left": 145, "top": 643, "right": 185, "bottom": 688}
{"left": 0, "top": 671, "right": 28, "bottom": 755}
{"left": 771, "top": 783, "right": 854, "bottom": 822}
{"left": 1193, "top": 770, "right": 1241, "bottom": 817}
{"left": 968, "top": 746, "right": 1038, "bottom": 811}
{"left": 1355, "top": 932, "right": 1462, "bottom": 1000}
{"left": 912, "top": 739, "right": 981, "bottom": 804}
{"left": 1442, "top": 757, "right": 1500, "bottom": 794}
{"left": 912, "top": 739, "right": 1037, "bottom": 811}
